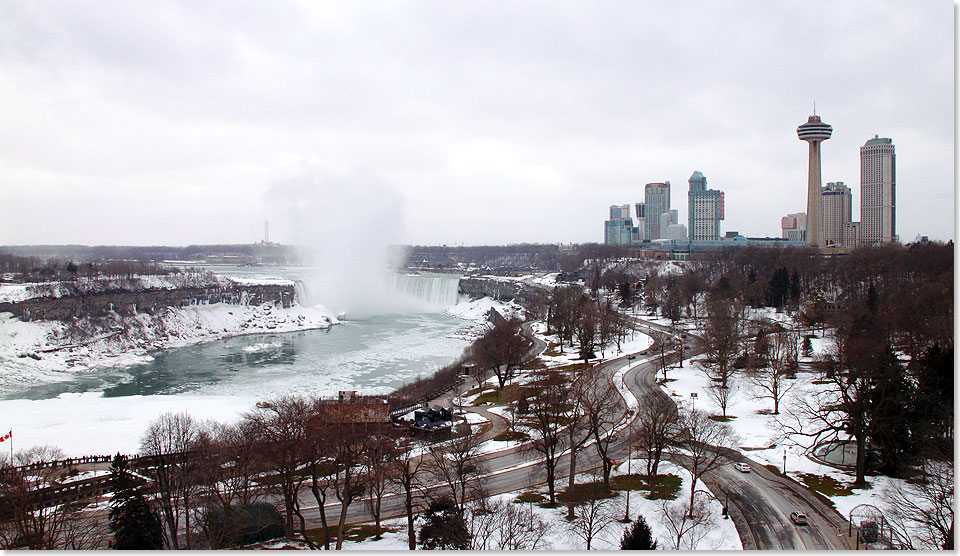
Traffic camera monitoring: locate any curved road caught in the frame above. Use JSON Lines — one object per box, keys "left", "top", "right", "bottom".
{"left": 626, "top": 319, "right": 856, "bottom": 550}
{"left": 288, "top": 317, "right": 856, "bottom": 550}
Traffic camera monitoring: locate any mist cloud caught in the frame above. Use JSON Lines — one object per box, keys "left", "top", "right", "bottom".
{"left": 263, "top": 166, "right": 413, "bottom": 316}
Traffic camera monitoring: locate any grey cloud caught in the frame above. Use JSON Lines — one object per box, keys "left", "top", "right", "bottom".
{"left": 0, "top": 0, "right": 952, "bottom": 245}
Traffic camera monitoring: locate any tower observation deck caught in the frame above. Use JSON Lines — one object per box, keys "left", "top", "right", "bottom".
{"left": 797, "top": 114, "right": 832, "bottom": 248}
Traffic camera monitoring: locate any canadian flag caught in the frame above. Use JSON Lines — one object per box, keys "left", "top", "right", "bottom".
{"left": 0, "top": 430, "right": 11, "bottom": 442}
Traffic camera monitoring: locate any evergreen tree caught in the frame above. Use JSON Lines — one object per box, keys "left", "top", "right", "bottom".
{"left": 109, "top": 454, "right": 164, "bottom": 550}
{"left": 789, "top": 268, "right": 801, "bottom": 303}
{"left": 620, "top": 515, "right": 658, "bottom": 550}
{"left": 913, "top": 344, "right": 954, "bottom": 451}
{"left": 866, "top": 345, "right": 914, "bottom": 475}
{"left": 765, "top": 266, "right": 790, "bottom": 308}
{"left": 417, "top": 497, "right": 470, "bottom": 550}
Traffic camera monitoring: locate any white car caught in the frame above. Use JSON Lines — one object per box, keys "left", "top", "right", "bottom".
{"left": 735, "top": 463, "right": 751, "bottom": 473}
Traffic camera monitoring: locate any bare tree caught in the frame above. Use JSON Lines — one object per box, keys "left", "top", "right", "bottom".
{"left": 746, "top": 329, "right": 798, "bottom": 415}
{"left": 471, "top": 318, "right": 529, "bottom": 390}
{"left": 679, "top": 409, "right": 735, "bottom": 517}
{"left": 597, "top": 300, "right": 618, "bottom": 358}
{"left": 566, "top": 495, "right": 622, "bottom": 550}
{"left": 564, "top": 373, "right": 593, "bottom": 519}
{"left": 883, "top": 459, "right": 954, "bottom": 550}
{"left": 390, "top": 440, "right": 429, "bottom": 550}
{"left": 0, "top": 445, "right": 105, "bottom": 549}
{"left": 243, "top": 396, "right": 314, "bottom": 541}
{"left": 522, "top": 372, "right": 569, "bottom": 505}
{"left": 362, "top": 434, "right": 397, "bottom": 540}
{"left": 581, "top": 366, "right": 623, "bottom": 489}
{"left": 428, "top": 424, "right": 486, "bottom": 512}
{"left": 612, "top": 312, "right": 630, "bottom": 353}
{"left": 636, "top": 394, "right": 682, "bottom": 487}
{"left": 657, "top": 497, "right": 716, "bottom": 550}
{"left": 707, "top": 378, "right": 738, "bottom": 419}
{"left": 468, "top": 498, "right": 549, "bottom": 550}
{"left": 782, "top": 315, "right": 898, "bottom": 486}
{"left": 550, "top": 286, "right": 583, "bottom": 354}
{"left": 698, "top": 297, "right": 744, "bottom": 390}
{"left": 576, "top": 305, "right": 599, "bottom": 362}
{"left": 192, "top": 420, "right": 268, "bottom": 549}
{"left": 318, "top": 414, "right": 375, "bottom": 550}
{"left": 306, "top": 452, "right": 335, "bottom": 550}
{"left": 140, "top": 411, "right": 204, "bottom": 549}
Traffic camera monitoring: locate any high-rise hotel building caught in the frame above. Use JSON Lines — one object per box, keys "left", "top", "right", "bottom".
{"left": 644, "top": 182, "right": 671, "bottom": 240}
{"left": 860, "top": 136, "right": 896, "bottom": 245}
{"left": 821, "top": 182, "right": 851, "bottom": 248}
{"left": 687, "top": 171, "right": 725, "bottom": 241}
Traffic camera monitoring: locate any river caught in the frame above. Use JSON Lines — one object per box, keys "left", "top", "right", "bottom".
{"left": 0, "top": 268, "right": 472, "bottom": 456}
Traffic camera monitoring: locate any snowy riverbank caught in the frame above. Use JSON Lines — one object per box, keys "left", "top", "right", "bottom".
{"left": 0, "top": 301, "right": 339, "bottom": 395}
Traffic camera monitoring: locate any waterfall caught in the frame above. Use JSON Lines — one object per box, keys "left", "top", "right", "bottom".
{"left": 389, "top": 273, "right": 461, "bottom": 307}
{"left": 289, "top": 272, "right": 460, "bottom": 314}
{"left": 293, "top": 280, "right": 310, "bottom": 306}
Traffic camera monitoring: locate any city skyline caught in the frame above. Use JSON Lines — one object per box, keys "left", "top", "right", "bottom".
{"left": 0, "top": 1, "right": 953, "bottom": 246}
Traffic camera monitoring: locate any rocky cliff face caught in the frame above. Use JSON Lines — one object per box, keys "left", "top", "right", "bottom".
{"left": 0, "top": 283, "right": 295, "bottom": 322}
{"left": 458, "top": 277, "right": 548, "bottom": 307}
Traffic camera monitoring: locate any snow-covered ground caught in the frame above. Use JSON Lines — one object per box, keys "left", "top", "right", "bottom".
{"left": 644, "top": 312, "right": 914, "bottom": 532}
{"left": 444, "top": 296, "right": 522, "bottom": 322}
{"left": 260, "top": 457, "right": 739, "bottom": 551}
{"left": 442, "top": 296, "right": 524, "bottom": 342}
{"left": 530, "top": 319, "right": 654, "bottom": 370}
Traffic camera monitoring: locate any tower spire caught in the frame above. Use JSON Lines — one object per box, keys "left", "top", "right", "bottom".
{"left": 797, "top": 112, "right": 833, "bottom": 249}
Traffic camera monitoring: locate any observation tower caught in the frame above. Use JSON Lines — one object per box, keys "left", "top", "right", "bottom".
{"left": 797, "top": 113, "right": 832, "bottom": 248}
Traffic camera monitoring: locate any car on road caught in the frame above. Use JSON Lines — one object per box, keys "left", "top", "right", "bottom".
{"left": 790, "top": 511, "right": 807, "bottom": 525}
{"left": 627, "top": 354, "right": 636, "bottom": 360}
{"left": 735, "top": 463, "right": 751, "bottom": 473}
{"left": 640, "top": 350, "right": 648, "bottom": 355}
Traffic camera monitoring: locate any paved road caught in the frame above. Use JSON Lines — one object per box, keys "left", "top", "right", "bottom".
{"left": 69, "top": 316, "right": 857, "bottom": 550}
{"left": 627, "top": 318, "right": 856, "bottom": 550}
{"left": 292, "top": 317, "right": 856, "bottom": 549}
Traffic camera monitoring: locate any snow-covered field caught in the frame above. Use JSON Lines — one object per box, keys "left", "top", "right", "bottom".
{"left": 646, "top": 312, "right": 912, "bottom": 530}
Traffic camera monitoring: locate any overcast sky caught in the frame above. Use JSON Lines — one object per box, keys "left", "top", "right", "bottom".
{"left": 0, "top": 1, "right": 953, "bottom": 247}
